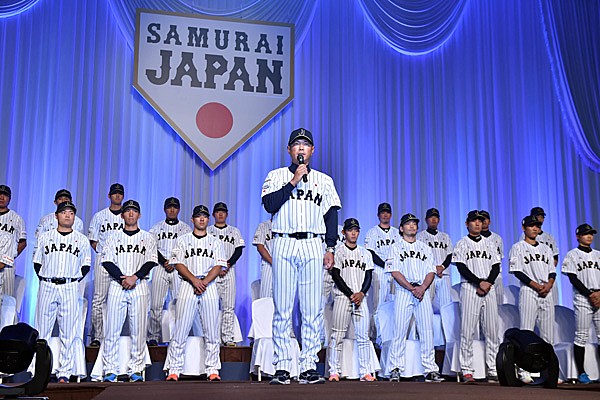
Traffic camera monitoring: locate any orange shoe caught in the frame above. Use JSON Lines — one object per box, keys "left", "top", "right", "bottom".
{"left": 209, "top": 374, "right": 221, "bottom": 381}
{"left": 328, "top": 374, "right": 340, "bottom": 382}
{"left": 166, "top": 374, "right": 179, "bottom": 381}
{"left": 360, "top": 374, "right": 376, "bottom": 382}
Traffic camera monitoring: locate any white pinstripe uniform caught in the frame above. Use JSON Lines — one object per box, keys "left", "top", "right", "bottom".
{"left": 164, "top": 232, "right": 226, "bottom": 376}
{"left": 522, "top": 230, "right": 560, "bottom": 303}
{"left": 509, "top": 240, "right": 556, "bottom": 343}
{"left": 328, "top": 243, "right": 374, "bottom": 377}
{"left": 483, "top": 230, "right": 505, "bottom": 302}
{"left": 365, "top": 226, "right": 400, "bottom": 312}
{"left": 35, "top": 213, "right": 85, "bottom": 237}
{"left": 416, "top": 229, "right": 454, "bottom": 308}
{"left": 88, "top": 208, "right": 124, "bottom": 341}
{"left": 253, "top": 220, "right": 273, "bottom": 298}
{"left": 320, "top": 226, "right": 344, "bottom": 342}
{"left": 147, "top": 219, "right": 192, "bottom": 342}
{"left": 386, "top": 238, "right": 437, "bottom": 374}
{"left": 33, "top": 229, "right": 91, "bottom": 378}
{"left": 0, "top": 209, "right": 26, "bottom": 297}
{"left": 561, "top": 248, "right": 600, "bottom": 347}
{"left": 453, "top": 235, "right": 501, "bottom": 375}
{"left": 100, "top": 229, "right": 157, "bottom": 375}
{"left": 261, "top": 166, "right": 341, "bottom": 373}
{"left": 0, "top": 232, "right": 15, "bottom": 296}
{"left": 206, "top": 224, "right": 245, "bottom": 344}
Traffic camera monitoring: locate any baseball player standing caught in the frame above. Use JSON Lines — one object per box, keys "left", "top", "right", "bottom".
{"left": 453, "top": 210, "right": 501, "bottom": 383}
{"left": 416, "top": 208, "right": 454, "bottom": 310}
{"left": 327, "top": 218, "right": 374, "bottom": 382}
{"left": 88, "top": 183, "right": 124, "bottom": 347}
{"left": 33, "top": 201, "right": 91, "bottom": 383}
{"left": 164, "top": 205, "right": 227, "bottom": 382}
{"left": 386, "top": 214, "right": 442, "bottom": 382}
{"left": 147, "top": 197, "right": 192, "bottom": 346}
{"left": 561, "top": 223, "right": 600, "bottom": 384}
{"left": 262, "top": 128, "right": 341, "bottom": 385}
{"left": 0, "top": 184, "right": 27, "bottom": 297}
{"left": 0, "top": 231, "right": 16, "bottom": 299}
{"left": 528, "top": 207, "right": 559, "bottom": 265}
{"left": 100, "top": 200, "right": 157, "bottom": 382}
{"left": 480, "top": 210, "right": 505, "bottom": 302}
{"left": 364, "top": 203, "right": 400, "bottom": 342}
{"left": 34, "top": 189, "right": 85, "bottom": 238}
{"left": 206, "top": 202, "right": 245, "bottom": 346}
{"left": 253, "top": 218, "right": 273, "bottom": 298}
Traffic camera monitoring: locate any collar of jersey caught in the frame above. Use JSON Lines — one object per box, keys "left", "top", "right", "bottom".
{"left": 467, "top": 234, "right": 482, "bottom": 242}
{"left": 165, "top": 219, "right": 179, "bottom": 225}
{"left": 288, "top": 163, "right": 311, "bottom": 175}
{"left": 193, "top": 232, "right": 208, "bottom": 239}
{"left": 578, "top": 245, "right": 592, "bottom": 253}
{"left": 426, "top": 228, "right": 438, "bottom": 235}
{"left": 123, "top": 228, "right": 140, "bottom": 236}
{"left": 480, "top": 230, "right": 491, "bottom": 238}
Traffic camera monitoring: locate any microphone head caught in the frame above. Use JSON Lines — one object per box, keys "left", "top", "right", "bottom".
{"left": 297, "top": 154, "right": 305, "bottom": 164}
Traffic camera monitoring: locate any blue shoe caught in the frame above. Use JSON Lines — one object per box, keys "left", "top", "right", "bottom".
{"left": 578, "top": 372, "right": 591, "bottom": 384}
{"left": 103, "top": 373, "right": 117, "bottom": 382}
{"left": 130, "top": 372, "right": 144, "bottom": 382}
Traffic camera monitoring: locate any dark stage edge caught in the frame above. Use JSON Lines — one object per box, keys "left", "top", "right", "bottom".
{"left": 36, "top": 381, "right": 600, "bottom": 400}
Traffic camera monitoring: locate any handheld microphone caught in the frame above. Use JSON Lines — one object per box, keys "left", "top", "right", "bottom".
{"left": 297, "top": 154, "right": 308, "bottom": 183}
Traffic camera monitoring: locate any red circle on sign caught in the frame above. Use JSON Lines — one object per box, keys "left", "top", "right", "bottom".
{"left": 196, "top": 102, "right": 234, "bottom": 138}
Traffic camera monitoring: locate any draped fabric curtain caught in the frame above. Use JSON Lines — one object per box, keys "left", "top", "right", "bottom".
{"left": 0, "top": 0, "right": 40, "bottom": 18}
{"left": 1, "top": 0, "right": 600, "bottom": 331}
{"left": 539, "top": 0, "right": 600, "bottom": 172}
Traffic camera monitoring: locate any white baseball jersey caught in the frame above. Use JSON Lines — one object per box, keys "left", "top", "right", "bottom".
{"left": 521, "top": 231, "right": 559, "bottom": 257}
{"left": 416, "top": 229, "right": 453, "bottom": 275}
{"left": 253, "top": 220, "right": 273, "bottom": 257}
{"left": 0, "top": 232, "right": 15, "bottom": 267}
{"left": 150, "top": 220, "right": 192, "bottom": 261}
{"left": 483, "top": 231, "right": 504, "bottom": 259}
{"left": 35, "top": 213, "right": 84, "bottom": 238}
{"left": 207, "top": 224, "right": 245, "bottom": 260}
{"left": 334, "top": 244, "right": 374, "bottom": 295}
{"left": 0, "top": 209, "right": 26, "bottom": 257}
{"left": 253, "top": 220, "right": 273, "bottom": 298}
{"left": 453, "top": 236, "right": 502, "bottom": 282}
{"left": 364, "top": 225, "right": 401, "bottom": 261}
{"left": 386, "top": 238, "right": 436, "bottom": 283}
{"left": 170, "top": 232, "right": 227, "bottom": 276}
{"left": 561, "top": 247, "right": 600, "bottom": 291}
{"left": 88, "top": 208, "right": 124, "bottom": 254}
{"left": 261, "top": 167, "right": 341, "bottom": 234}
{"left": 33, "top": 230, "right": 91, "bottom": 278}
{"left": 101, "top": 230, "right": 158, "bottom": 275}
{"left": 509, "top": 241, "right": 555, "bottom": 285}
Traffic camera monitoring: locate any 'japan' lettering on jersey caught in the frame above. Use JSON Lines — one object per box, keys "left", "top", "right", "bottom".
{"left": 0, "top": 210, "right": 26, "bottom": 257}
{"left": 520, "top": 231, "right": 559, "bottom": 257}
{"left": 509, "top": 241, "right": 555, "bottom": 285}
{"left": 453, "top": 236, "right": 501, "bottom": 283}
{"left": 101, "top": 230, "right": 157, "bottom": 276}
{"left": 88, "top": 208, "right": 124, "bottom": 253}
{"left": 0, "top": 232, "right": 15, "bottom": 267}
{"left": 207, "top": 224, "right": 245, "bottom": 260}
{"left": 35, "top": 213, "right": 85, "bottom": 238}
{"left": 150, "top": 220, "right": 192, "bottom": 259}
{"left": 561, "top": 247, "right": 600, "bottom": 291}
{"left": 33, "top": 229, "right": 91, "bottom": 278}
{"left": 385, "top": 238, "right": 435, "bottom": 284}
{"left": 364, "top": 225, "right": 401, "bottom": 261}
{"left": 416, "top": 229, "right": 453, "bottom": 275}
{"left": 261, "top": 167, "right": 341, "bottom": 234}
{"left": 334, "top": 244, "right": 374, "bottom": 294}
{"left": 170, "top": 233, "right": 227, "bottom": 277}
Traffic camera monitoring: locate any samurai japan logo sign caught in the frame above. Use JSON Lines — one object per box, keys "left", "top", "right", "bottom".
{"left": 134, "top": 9, "right": 294, "bottom": 169}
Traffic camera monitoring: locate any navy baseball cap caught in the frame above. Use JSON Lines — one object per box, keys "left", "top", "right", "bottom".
{"left": 576, "top": 223, "right": 597, "bottom": 236}
{"left": 109, "top": 183, "right": 124, "bottom": 195}
{"left": 343, "top": 218, "right": 360, "bottom": 230}
{"left": 0, "top": 185, "right": 11, "bottom": 197}
{"left": 522, "top": 215, "right": 542, "bottom": 227}
{"left": 164, "top": 197, "right": 180, "bottom": 209}
{"left": 193, "top": 205, "right": 210, "bottom": 217}
{"left": 479, "top": 210, "right": 491, "bottom": 220}
{"left": 530, "top": 207, "right": 546, "bottom": 217}
{"left": 466, "top": 210, "right": 485, "bottom": 222}
{"left": 55, "top": 201, "right": 76, "bottom": 214}
{"left": 378, "top": 203, "right": 392, "bottom": 214}
{"left": 288, "top": 128, "right": 314, "bottom": 146}
{"left": 213, "top": 202, "right": 228, "bottom": 213}
{"left": 122, "top": 199, "right": 140, "bottom": 213}
{"left": 426, "top": 208, "right": 440, "bottom": 218}
{"left": 400, "top": 213, "right": 419, "bottom": 226}
{"left": 54, "top": 189, "right": 72, "bottom": 201}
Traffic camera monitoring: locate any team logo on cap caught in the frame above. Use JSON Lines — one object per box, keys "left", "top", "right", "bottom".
{"left": 134, "top": 9, "right": 294, "bottom": 170}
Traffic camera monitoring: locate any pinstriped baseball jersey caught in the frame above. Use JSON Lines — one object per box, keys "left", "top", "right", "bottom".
{"left": 33, "top": 230, "right": 91, "bottom": 278}
{"left": 521, "top": 231, "right": 559, "bottom": 257}
{"left": 509, "top": 241, "right": 555, "bottom": 284}
{"left": 207, "top": 224, "right": 245, "bottom": 259}
{"left": 100, "top": 230, "right": 157, "bottom": 276}
{"left": 561, "top": 248, "right": 600, "bottom": 290}
{"left": 364, "top": 226, "right": 400, "bottom": 261}
{"left": 0, "top": 210, "right": 26, "bottom": 257}
{"left": 261, "top": 168, "right": 341, "bottom": 233}
{"left": 253, "top": 220, "right": 272, "bottom": 255}
{"left": 416, "top": 230, "right": 453, "bottom": 275}
{"left": 333, "top": 244, "right": 374, "bottom": 295}
{"left": 35, "top": 213, "right": 84, "bottom": 238}
{"left": 453, "top": 236, "right": 501, "bottom": 282}
{"left": 0, "top": 232, "right": 15, "bottom": 267}
{"left": 150, "top": 220, "right": 192, "bottom": 259}
{"left": 385, "top": 238, "right": 435, "bottom": 284}
{"left": 170, "top": 233, "right": 227, "bottom": 276}
{"left": 88, "top": 208, "right": 124, "bottom": 253}
{"left": 484, "top": 231, "right": 504, "bottom": 259}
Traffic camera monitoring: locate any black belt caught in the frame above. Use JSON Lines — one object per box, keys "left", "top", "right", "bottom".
{"left": 274, "top": 232, "right": 321, "bottom": 240}
{"left": 41, "top": 277, "right": 77, "bottom": 285}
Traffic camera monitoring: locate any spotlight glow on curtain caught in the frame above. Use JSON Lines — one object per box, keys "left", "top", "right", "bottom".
{"left": 0, "top": 0, "right": 40, "bottom": 18}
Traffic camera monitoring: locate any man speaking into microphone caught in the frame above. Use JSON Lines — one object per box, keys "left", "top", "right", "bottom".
{"left": 261, "top": 128, "right": 342, "bottom": 385}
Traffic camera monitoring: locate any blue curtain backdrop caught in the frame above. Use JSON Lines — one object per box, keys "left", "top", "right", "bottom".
{"left": 0, "top": 0, "right": 599, "bottom": 338}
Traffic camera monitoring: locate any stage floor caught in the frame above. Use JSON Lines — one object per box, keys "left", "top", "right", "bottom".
{"left": 36, "top": 380, "right": 600, "bottom": 400}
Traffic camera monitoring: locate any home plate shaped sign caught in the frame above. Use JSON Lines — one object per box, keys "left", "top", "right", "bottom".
{"left": 134, "top": 9, "right": 294, "bottom": 169}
